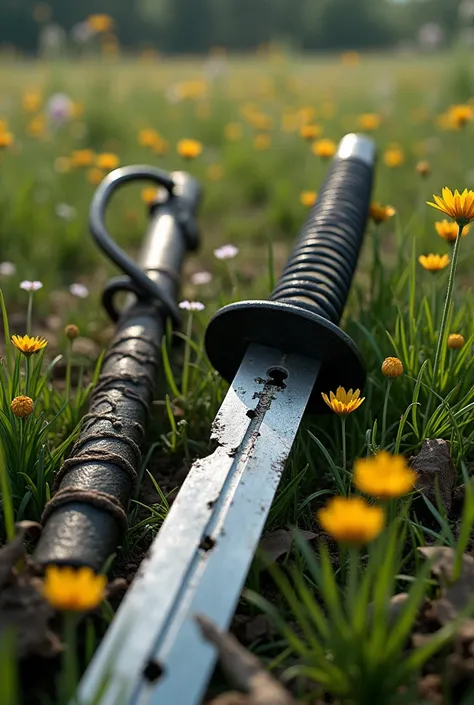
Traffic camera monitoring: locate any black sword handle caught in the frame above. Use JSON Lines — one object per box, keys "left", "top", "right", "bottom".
{"left": 205, "top": 134, "right": 376, "bottom": 412}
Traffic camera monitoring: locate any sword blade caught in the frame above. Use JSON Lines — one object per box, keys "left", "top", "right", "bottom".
{"left": 78, "top": 342, "right": 320, "bottom": 705}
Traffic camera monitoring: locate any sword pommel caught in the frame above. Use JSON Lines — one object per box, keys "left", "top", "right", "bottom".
{"left": 205, "top": 134, "right": 376, "bottom": 412}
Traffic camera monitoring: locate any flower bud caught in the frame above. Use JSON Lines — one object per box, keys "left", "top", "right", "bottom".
{"left": 447, "top": 334, "right": 465, "bottom": 350}
{"left": 11, "top": 395, "right": 34, "bottom": 418}
{"left": 65, "top": 324, "right": 79, "bottom": 340}
{"left": 381, "top": 357, "right": 404, "bottom": 377}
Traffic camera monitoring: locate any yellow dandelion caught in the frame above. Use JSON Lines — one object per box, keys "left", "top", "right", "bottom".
{"left": 312, "top": 138, "right": 337, "bottom": 159}
{"left": 448, "top": 104, "right": 473, "bottom": 129}
{"left": 22, "top": 92, "right": 42, "bottom": 113}
{"left": 418, "top": 254, "right": 450, "bottom": 272}
{"left": 42, "top": 566, "right": 107, "bottom": 612}
{"left": 253, "top": 133, "right": 271, "bottom": 151}
{"left": 318, "top": 496, "right": 384, "bottom": 545}
{"left": 300, "top": 191, "right": 317, "bottom": 207}
{"left": 152, "top": 137, "right": 169, "bottom": 156}
{"left": 138, "top": 128, "right": 160, "bottom": 148}
{"left": 11, "top": 334, "right": 48, "bottom": 357}
{"left": 71, "top": 149, "right": 95, "bottom": 168}
{"left": 0, "top": 131, "right": 14, "bottom": 148}
{"left": 207, "top": 164, "right": 224, "bottom": 181}
{"left": 321, "top": 386, "right": 365, "bottom": 416}
{"left": 381, "top": 357, "right": 404, "bottom": 378}
{"left": 27, "top": 115, "right": 46, "bottom": 138}
{"left": 177, "top": 139, "right": 203, "bottom": 160}
{"left": 299, "top": 124, "right": 322, "bottom": 141}
{"left": 10, "top": 395, "right": 34, "bottom": 419}
{"left": 87, "top": 168, "right": 105, "bottom": 185}
{"left": 358, "top": 113, "right": 381, "bottom": 131}
{"left": 447, "top": 334, "right": 465, "bottom": 350}
{"left": 435, "top": 220, "right": 470, "bottom": 243}
{"left": 141, "top": 187, "right": 158, "bottom": 205}
{"left": 224, "top": 122, "right": 243, "bottom": 141}
{"left": 353, "top": 451, "right": 416, "bottom": 500}
{"left": 369, "top": 203, "right": 396, "bottom": 224}
{"left": 86, "top": 14, "right": 114, "bottom": 33}
{"left": 427, "top": 188, "right": 474, "bottom": 226}
{"left": 340, "top": 51, "right": 360, "bottom": 66}
{"left": 96, "top": 153, "right": 119, "bottom": 171}
{"left": 383, "top": 146, "right": 404, "bottom": 168}
{"left": 416, "top": 160, "right": 431, "bottom": 178}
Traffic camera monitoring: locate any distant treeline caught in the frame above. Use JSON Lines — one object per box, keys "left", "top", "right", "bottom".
{"left": 0, "top": 0, "right": 467, "bottom": 54}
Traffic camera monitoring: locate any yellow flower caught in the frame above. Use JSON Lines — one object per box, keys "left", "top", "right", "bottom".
{"left": 354, "top": 451, "right": 416, "bottom": 500}
{"left": 435, "top": 220, "right": 470, "bottom": 243}
{"left": 369, "top": 203, "right": 396, "bottom": 224}
{"left": 418, "top": 254, "right": 450, "bottom": 272}
{"left": 0, "top": 131, "right": 14, "bottom": 148}
{"left": 22, "top": 92, "right": 42, "bottom": 113}
{"left": 11, "top": 334, "right": 48, "bottom": 357}
{"left": 27, "top": 115, "right": 46, "bottom": 138}
{"left": 299, "top": 191, "right": 317, "bottom": 207}
{"left": 152, "top": 137, "right": 169, "bottom": 156}
{"left": 299, "top": 124, "right": 322, "bottom": 141}
{"left": 42, "top": 565, "right": 107, "bottom": 612}
{"left": 96, "top": 153, "right": 119, "bottom": 171}
{"left": 427, "top": 187, "right": 474, "bottom": 226}
{"left": 318, "top": 496, "right": 384, "bottom": 545}
{"left": 321, "top": 386, "right": 365, "bottom": 416}
{"left": 447, "top": 333, "right": 465, "bottom": 350}
{"left": 358, "top": 113, "right": 381, "bottom": 131}
{"left": 381, "top": 357, "right": 404, "bottom": 377}
{"left": 71, "top": 149, "right": 95, "bottom": 168}
{"left": 141, "top": 187, "right": 158, "bottom": 205}
{"left": 297, "top": 106, "right": 316, "bottom": 126}
{"left": 207, "top": 163, "right": 224, "bottom": 181}
{"left": 224, "top": 122, "right": 243, "bottom": 141}
{"left": 177, "top": 139, "right": 203, "bottom": 159}
{"left": 340, "top": 51, "right": 360, "bottom": 66}
{"left": 416, "top": 160, "right": 431, "bottom": 178}
{"left": 11, "top": 395, "right": 34, "bottom": 419}
{"left": 87, "top": 168, "right": 105, "bottom": 185}
{"left": 86, "top": 14, "right": 114, "bottom": 33}
{"left": 383, "top": 146, "right": 404, "bottom": 168}
{"left": 448, "top": 104, "right": 473, "bottom": 129}
{"left": 253, "top": 133, "right": 271, "bottom": 151}
{"left": 312, "top": 138, "right": 337, "bottom": 159}
{"left": 138, "top": 128, "right": 160, "bottom": 148}
{"left": 247, "top": 112, "right": 273, "bottom": 131}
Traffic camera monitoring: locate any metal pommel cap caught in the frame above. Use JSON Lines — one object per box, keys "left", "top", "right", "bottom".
{"left": 336, "top": 133, "right": 376, "bottom": 166}
{"left": 205, "top": 133, "right": 376, "bottom": 413}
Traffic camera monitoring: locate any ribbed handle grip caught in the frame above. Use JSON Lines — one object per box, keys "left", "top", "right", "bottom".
{"left": 270, "top": 135, "right": 375, "bottom": 325}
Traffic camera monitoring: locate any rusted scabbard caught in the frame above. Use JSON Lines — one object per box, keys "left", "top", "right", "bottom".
{"left": 34, "top": 167, "right": 201, "bottom": 570}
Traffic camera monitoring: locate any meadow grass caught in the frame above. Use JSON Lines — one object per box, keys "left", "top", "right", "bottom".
{"left": 0, "top": 49, "right": 473, "bottom": 704}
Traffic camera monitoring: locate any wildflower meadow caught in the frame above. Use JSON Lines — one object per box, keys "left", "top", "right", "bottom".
{"left": 0, "top": 38, "right": 474, "bottom": 705}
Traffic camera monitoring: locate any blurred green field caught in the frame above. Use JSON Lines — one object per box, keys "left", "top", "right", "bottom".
{"left": 0, "top": 50, "right": 472, "bottom": 338}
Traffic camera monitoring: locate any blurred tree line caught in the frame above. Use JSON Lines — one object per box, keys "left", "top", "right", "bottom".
{"left": 0, "top": 0, "right": 468, "bottom": 54}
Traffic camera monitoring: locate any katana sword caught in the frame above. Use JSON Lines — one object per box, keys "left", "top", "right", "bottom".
{"left": 77, "top": 133, "right": 376, "bottom": 705}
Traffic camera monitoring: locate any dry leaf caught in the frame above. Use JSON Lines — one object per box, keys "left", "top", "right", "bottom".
{"left": 0, "top": 521, "right": 42, "bottom": 589}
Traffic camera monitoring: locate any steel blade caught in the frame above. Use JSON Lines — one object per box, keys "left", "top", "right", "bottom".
{"left": 77, "top": 343, "right": 320, "bottom": 705}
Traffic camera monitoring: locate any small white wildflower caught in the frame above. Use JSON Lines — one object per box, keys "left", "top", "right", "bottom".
{"left": 69, "top": 283, "right": 89, "bottom": 298}
{"left": 213, "top": 244, "right": 239, "bottom": 260}
{"left": 191, "top": 271, "right": 212, "bottom": 285}
{"left": 179, "top": 300, "right": 205, "bottom": 311}
{"left": 46, "top": 93, "right": 73, "bottom": 125}
{"left": 20, "top": 280, "right": 43, "bottom": 292}
{"left": 0, "top": 261, "right": 16, "bottom": 276}
{"left": 55, "top": 203, "right": 77, "bottom": 221}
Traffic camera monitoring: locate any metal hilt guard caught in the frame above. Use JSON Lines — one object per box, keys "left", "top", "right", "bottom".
{"left": 205, "top": 134, "right": 376, "bottom": 412}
